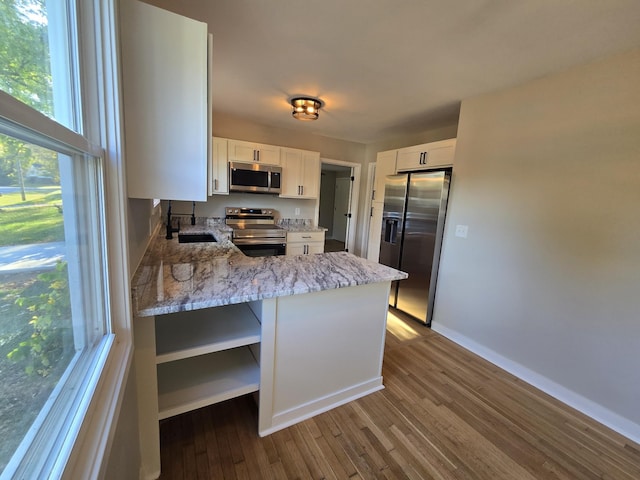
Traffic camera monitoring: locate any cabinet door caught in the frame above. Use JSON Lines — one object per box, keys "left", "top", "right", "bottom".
{"left": 285, "top": 243, "right": 306, "bottom": 256}
{"left": 396, "top": 138, "right": 456, "bottom": 171}
{"left": 228, "top": 140, "right": 258, "bottom": 163}
{"left": 300, "top": 151, "right": 320, "bottom": 198}
{"left": 307, "top": 242, "right": 324, "bottom": 254}
{"left": 425, "top": 138, "right": 456, "bottom": 168}
{"left": 210, "top": 137, "right": 229, "bottom": 195}
{"left": 228, "top": 140, "right": 280, "bottom": 165}
{"left": 373, "top": 150, "right": 397, "bottom": 202}
{"left": 280, "top": 148, "right": 320, "bottom": 199}
{"left": 396, "top": 144, "right": 427, "bottom": 172}
{"left": 122, "top": 1, "right": 209, "bottom": 201}
{"left": 366, "top": 201, "right": 384, "bottom": 262}
{"left": 280, "top": 148, "right": 303, "bottom": 197}
{"left": 256, "top": 143, "right": 281, "bottom": 165}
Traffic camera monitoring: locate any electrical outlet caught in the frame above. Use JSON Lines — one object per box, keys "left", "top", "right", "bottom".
{"left": 455, "top": 224, "right": 468, "bottom": 238}
{"left": 295, "top": 208, "right": 300, "bottom": 216}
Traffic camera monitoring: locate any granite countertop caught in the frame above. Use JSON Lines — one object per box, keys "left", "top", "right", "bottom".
{"left": 280, "top": 225, "right": 328, "bottom": 233}
{"left": 277, "top": 219, "right": 327, "bottom": 233}
{"left": 131, "top": 223, "right": 406, "bottom": 317}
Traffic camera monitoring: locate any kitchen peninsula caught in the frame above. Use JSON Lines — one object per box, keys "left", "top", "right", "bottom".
{"left": 131, "top": 221, "right": 407, "bottom": 477}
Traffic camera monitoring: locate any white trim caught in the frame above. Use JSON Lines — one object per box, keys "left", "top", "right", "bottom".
{"left": 0, "top": 91, "right": 102, "bottom": 157}
{"left": 260, "top": 379, "right": 384, "bottom": 437}
{"left": 431, "top": 322, "right": 640, "bottom": 445}
{"left": 361, "top": 162, "right": 376, "bottom": 257}
{"left": 320, "top": 158, "right": 361, "bottom": 255}
{"left": 61, "top": 0, "right": 134, "bottom": 477}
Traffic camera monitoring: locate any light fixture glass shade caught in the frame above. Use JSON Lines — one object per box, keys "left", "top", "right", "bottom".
{"left": 291, "top": 97, "right": 321, "bottom": 121}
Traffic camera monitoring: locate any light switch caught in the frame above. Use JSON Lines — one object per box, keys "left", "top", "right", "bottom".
{"left": 455, "top": 224, "right": 468, "bottom": 238}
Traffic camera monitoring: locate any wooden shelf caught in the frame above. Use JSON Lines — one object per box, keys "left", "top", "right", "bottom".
{"left": 155, "top": 303, "right": 261, "bottom": 364}
{"left": 157, "top": 347, "right": 259, "bottom": 420}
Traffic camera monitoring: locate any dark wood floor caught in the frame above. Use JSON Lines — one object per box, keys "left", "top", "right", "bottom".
{"left": 158, "top": 310, "right": 640, "bottom": 479}
{"left": 324, "top": 239, "right": 346, "bottom": 253}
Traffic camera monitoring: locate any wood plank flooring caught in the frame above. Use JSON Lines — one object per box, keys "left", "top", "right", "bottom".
{"left": 158, "top": 309, "right": 640, "bottom": 479}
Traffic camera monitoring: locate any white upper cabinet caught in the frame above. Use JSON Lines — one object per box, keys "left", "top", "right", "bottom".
{"left": 121, "top": 0, "right": 210, "bottom": 201}
{"left": 210, "top": 137, "right": 229, "bottom": 195}
{"left": 279, "top": 147, "right": 321, "bottom": 199}
{"left": 372, "top": 149, "right": 397, "bottom": 203}
{"left": 227, "top": 140, "right": 281, "bottom": 166}
{"left": 396, "top": 138, "right": 456, "bottom": 172}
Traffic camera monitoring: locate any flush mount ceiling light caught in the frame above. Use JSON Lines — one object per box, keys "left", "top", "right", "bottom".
{"left": 291, "top": 97, "right": 322, "bottom": 121}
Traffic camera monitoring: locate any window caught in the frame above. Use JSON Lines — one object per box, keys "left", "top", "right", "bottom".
{"left": 0, "top": 0, "right": 127, "bottom": 478}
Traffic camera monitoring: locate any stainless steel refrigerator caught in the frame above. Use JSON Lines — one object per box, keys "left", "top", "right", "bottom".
{"left": 379, "top": 170, "right": 451, "bottom": 326}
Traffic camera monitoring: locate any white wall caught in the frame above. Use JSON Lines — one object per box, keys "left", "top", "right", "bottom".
{"left": 433, "top": 48, "right": 640, "bottom": 442}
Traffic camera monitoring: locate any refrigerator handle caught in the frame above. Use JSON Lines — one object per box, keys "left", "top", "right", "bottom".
{"left": 384, "top": 218, "right": 399, "bottom": 244}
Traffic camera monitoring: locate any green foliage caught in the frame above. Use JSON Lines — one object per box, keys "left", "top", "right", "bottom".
{"left": 7, "top": 262, "right": 72, "bottom": 377}
{"left": 0, "top": 0, "right": 58, "bottom": 187}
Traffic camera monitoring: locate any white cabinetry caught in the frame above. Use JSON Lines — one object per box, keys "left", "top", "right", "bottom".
{"left": 286, "top": 231, "right": 325, "bottom": 255}
{"left": 372, "top": 149, "right": 397, "bottom": 202}
{"left": 154, "top": 303, "right": 260, "bottom": 420}
{"left": 121, "top": 0, "right": 210, "bottom": 201}
{"left": 209, "top": 137, "right": 229, "bottom": 195}
{"left": 228, "top": 139, "right": 281, "bottom": 166}
{"left": 367, "top": 150, "right": 397, "bottom": 261}
{"left": 366, "top": 201, "right": 385, "bottom": 261}
{"left": 279, "top": 147, "right": 321, "bottom": 199}
{"left": 396, "top": 138, "right": 456, "bottom": 172}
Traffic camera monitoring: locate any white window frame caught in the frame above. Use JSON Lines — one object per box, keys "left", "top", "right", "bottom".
{"left": 0, "top": 0, "right": 131, "bottom": 478}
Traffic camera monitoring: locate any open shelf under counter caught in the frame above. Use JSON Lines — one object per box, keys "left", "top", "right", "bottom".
{"left": 155, "top": 303, "right": 261, "bottom": 364}
{"left": 157, "top": 347, "right": 260, "bottom": 420}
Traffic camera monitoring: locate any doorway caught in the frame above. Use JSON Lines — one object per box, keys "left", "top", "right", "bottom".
{"left": 318, "top": 159, "right": 360, "bottom": 253}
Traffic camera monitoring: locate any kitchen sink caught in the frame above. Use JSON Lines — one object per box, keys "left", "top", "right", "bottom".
{"left": 178, "top": 233, "right": 216, "bottom": 243}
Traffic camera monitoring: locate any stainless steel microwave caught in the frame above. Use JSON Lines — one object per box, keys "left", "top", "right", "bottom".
{"left": 229, "top": 161, "right": 282, "bottom": 194}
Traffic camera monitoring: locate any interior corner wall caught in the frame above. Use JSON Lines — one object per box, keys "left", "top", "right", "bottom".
{"left": 433, "top": 48, "right": 640, "bottom": 442}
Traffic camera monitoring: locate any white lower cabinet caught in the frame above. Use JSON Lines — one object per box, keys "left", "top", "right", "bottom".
{"left": 135, "top": 282, "right": 393, "bottom": 476}
{"left": 286, "top": 231, "right": 325, "bottom": 255}
{"left": 154, "top": 303, "right": 261, "bottom": 420}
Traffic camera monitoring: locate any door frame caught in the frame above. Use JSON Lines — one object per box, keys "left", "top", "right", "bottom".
{"left": 318, "top": 158, "right": 360, "bottom": 254}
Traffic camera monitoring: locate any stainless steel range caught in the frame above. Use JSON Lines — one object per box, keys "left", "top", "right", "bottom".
{"left": 225, "top": 207, "right": 286, "bottom": 257}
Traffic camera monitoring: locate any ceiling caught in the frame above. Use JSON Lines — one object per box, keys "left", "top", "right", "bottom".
{"left": 144, "top": 0, "right": 640, "bottom": 144}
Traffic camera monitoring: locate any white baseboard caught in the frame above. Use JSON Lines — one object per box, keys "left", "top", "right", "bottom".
{"left": 431, "top": 322, "right": 640, "bottom": 445}
{"left": 259, "top": 378, "right": 384, "bottom": 437}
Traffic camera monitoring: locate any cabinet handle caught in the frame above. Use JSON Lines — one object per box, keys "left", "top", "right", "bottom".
{"left": 257, "top": 150, "right": 260, "bottom": 162}
{"left": 214, "top": 179, "right": 218, "bottom": 190}
{"left": 372, "top": 189, "right": 376, "bottom": 201}
{"left": 301, "top": 185, "right": 304, "bottom": 195}
{"left": 302, "top": 235, "right": 311, "bottom": 239}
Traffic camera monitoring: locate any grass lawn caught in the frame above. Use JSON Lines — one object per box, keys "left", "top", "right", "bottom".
{"left": 0, "top": 188, "right": 64, "bottom": 247}
{"left": 0, "top": 187, "right": 61, "bottom": 207}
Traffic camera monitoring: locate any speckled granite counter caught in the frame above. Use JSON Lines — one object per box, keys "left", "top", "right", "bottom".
{"left": 131, "top": 226, "right": 406, "bottom": 317}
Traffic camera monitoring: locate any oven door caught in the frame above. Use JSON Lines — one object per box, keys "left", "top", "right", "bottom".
{"left": 233, "top": 238, "right": 286, "bottom": 257}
